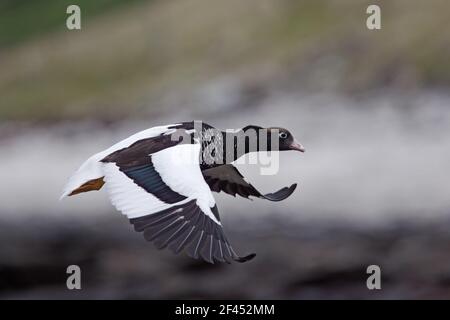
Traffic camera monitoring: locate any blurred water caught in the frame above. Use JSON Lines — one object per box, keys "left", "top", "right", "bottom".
{"left": 1, "top": 90, "right": 450, "bottom": 226}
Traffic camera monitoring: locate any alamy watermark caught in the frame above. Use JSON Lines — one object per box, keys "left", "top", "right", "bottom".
{"left": 366, "top": 265, "right": 381, "bottom": 290}
{"left": 366, "top": 5, "right": 381, "bottom": 30}
{"left": 66, "top": 265, "right": 81, "bottom": 290}
{"left": 169, "top": 121, "right": 281, "bottom": 175}
{"left": 66, "top": 5, "right": 81, "bottom": 30}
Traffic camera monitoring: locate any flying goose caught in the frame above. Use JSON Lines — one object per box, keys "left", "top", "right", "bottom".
{"left": 61, "top": 121, "right": 304, "bottom": 263}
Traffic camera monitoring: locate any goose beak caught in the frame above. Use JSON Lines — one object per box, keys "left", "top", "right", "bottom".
{"left": 290, "top": 140, "right": 305, "bottom": 152}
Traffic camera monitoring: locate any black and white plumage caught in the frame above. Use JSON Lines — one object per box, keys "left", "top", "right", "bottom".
{"left": 61, "top": 122, "right": 304, "bottom": 263}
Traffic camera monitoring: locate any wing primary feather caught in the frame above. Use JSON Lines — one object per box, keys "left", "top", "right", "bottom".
{"left": 193, "top": 231, "right": 205, "bottom": 259}
{"left": 145, "top": 217, "right": 184, "bottom": 242}
{"left": 209, "top": 235, "right": 214, "bottom": 263}
{"left": 133, "top": 211, "right": 179, "bottom": 231}
{"left": 199, "top": 234, "right": 214, "bottom": 264}
{"left": 158, "top": 221, "right": 190, "bottom": 249}
{"left": 175, "top": 226, "right": 196, "bottom": 254}
{"left": 221, "top": 241, "right": 233, "bottom": 263}
{"left": 214, "top": 240, "right": 226, "bottom": 263}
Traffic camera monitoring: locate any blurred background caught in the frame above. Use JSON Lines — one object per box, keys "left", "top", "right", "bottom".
{"left": 1, "top": 0, "right": 450, "bottom": 299}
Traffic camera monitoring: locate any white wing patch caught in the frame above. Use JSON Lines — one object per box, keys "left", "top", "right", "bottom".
{"left": 102, "top": 143, "right": 220, "bottom": 225}
{"left": 102, "top": 162, "right": 190, "bottom": 219}
{"left": 152, "top": 144, "right": 218, "bottom": 223}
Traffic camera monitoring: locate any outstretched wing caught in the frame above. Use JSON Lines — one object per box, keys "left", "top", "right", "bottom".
{"left": 101, "top": 138, "right": 254, "bottom": 263}
{"left": 202, "top": 165, "right": 297, "bottom": 201}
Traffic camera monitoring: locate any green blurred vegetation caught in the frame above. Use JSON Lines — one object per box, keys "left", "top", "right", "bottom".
{"left": 0, "top": 0, "right": 449, "bottom": 121}
{"left": 0, "top": 0, "right": 147, "bottom": 48}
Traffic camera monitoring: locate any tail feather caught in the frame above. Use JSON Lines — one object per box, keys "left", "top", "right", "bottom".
{"left": 60, "top": 153, "right": 105, "bottom": 200}
{"left": 67, "top": 177, "right": 105, "bottom": 196}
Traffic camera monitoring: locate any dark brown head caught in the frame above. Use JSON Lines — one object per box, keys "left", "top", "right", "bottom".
{"left": 269, "top": 127, "right": 305, "bottom": 153}
{"left": 241, "top": 125, "right": 305, "bottom": 153}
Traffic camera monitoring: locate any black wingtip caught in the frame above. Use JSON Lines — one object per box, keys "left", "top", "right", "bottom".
{"left": 233, "top": 253, "right": 256, "bottom": 263}
{"left": 261, "top": 183, "right": 298, "bottom": 202}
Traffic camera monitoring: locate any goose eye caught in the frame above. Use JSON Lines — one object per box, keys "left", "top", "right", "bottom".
{"left": 279, "top": 132, "right": 288, "bottom": 139}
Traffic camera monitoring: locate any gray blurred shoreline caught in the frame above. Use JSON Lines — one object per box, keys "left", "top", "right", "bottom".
{"left": 1, "top": 89, "right": 450, "bottom": 223}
